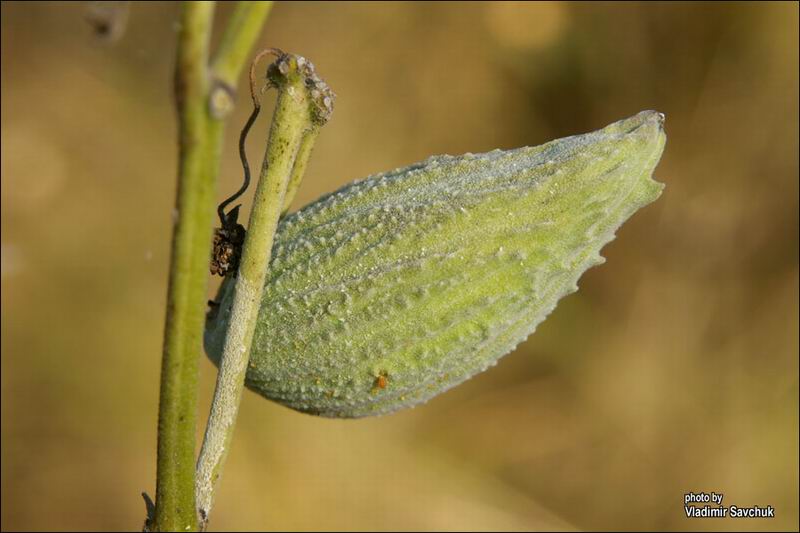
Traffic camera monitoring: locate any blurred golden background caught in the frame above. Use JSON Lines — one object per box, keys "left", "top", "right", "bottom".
{"left": 2, "top": 1, "right": 797, "bottom": 531}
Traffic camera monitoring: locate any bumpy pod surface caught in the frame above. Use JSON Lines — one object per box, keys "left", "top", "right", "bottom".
{"left": 206, "top": 110, "right": 666, "bottom": 418}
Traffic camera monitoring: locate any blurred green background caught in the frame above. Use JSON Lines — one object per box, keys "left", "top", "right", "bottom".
{"left": 2, "top": 1, "right": 797, "bottom": 531}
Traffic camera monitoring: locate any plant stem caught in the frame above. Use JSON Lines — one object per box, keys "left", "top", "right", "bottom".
{"left": 195, "top": 54, "right": 330, "bottom": 525}
{"left": 154, "top": 3, "right": 214, "bottom": 531}
{"left": 154, "top": 2, "right": 271, "bottom": 531}
{"left": 212, "top": 1, "right": 274, "bottom": 90}
{"left": 281, "top": 126, "right": 320, "bottom": 213}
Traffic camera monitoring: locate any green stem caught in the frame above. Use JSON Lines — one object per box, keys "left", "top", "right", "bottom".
{"left": 154, "top": 2, "right": 271, "bottom": 531}
{"left": 154, "top": 3, "right": 214, "bottom": 531}
{"left": 212, "top": 1, "right": 274, "bottom": 89}
{"left": 281, "top": 126, "right": 320, "bottom": 214}
{"left": 195, "top": 53, "right": 331, "bottom": 525}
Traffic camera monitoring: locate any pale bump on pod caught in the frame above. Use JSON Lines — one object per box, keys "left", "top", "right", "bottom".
{"left": 205, "top": 110, "right": 667, "bottom": 418}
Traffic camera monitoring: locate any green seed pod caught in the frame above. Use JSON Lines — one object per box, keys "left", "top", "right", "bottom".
{"left": 205, "top": 110, "right": 666, "bottom": 418}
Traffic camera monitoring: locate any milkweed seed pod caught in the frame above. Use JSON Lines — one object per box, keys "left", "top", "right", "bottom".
{"left": 206, "top": 110, "right": 666, "bottom": 418}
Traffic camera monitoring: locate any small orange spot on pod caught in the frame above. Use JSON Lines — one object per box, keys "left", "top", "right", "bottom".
{"left": 372, "top": 372, "right": 389, "bottom": 393}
